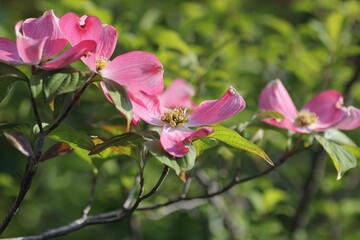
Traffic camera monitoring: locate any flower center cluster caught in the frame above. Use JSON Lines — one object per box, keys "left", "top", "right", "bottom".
{"left": 96, "top": 57, "right": 110, "bottom": 71}
{"left": 294, "top": 110, "right": 318, "bottom": 127}
{"left": 161, "top": 107, "right": 188, "bottom": 127}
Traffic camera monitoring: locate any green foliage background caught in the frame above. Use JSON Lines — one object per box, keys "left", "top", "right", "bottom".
{"left": 0, "top": 0, "right": 360, "bottom": 239}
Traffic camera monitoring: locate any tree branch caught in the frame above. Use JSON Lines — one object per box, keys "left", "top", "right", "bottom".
{"left": 137, "top": 149, "right": 292, "bottom": 211}
{"left": 45, "top": 73, "right": 97, "bottom": 135}
{"left": 8, "top": 165, "right": 170, "bottom": 239}
{"left": 0, "top": 159, "right": 37, "bottom": 235}
{"left": 82, "top": 171, "right": 98, "bottom": 218}
{"left": 0, "top": 73, "right": 97, "bottom": 236}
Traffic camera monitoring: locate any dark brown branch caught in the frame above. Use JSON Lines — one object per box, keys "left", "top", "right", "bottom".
{"left": 0, "top": 73, "right": 97, "bottom": 236}
{"left": 0, "top": 82, "right": 46, "bottom": 233}
{"left": 0, "top": 159, "right": 37, "bottom": 235}
{"left": 9, "top": 166, "right": 170, "bottom": 239}
{"left": 137, "top": 149, "right": 292, "bottom": 211}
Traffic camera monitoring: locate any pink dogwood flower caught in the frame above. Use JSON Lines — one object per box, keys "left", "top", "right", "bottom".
{"left": 0, "top": 10, "right": 96, "bottom": 70}
{"left": 158, "top": 79, "right": 196, "bottom": 109}
{"left": 59, "top": 13, "right": 164, "bottom": 96}
{"left": 130, "top": 86, "right": 246, "bottom": 157}
{"left": 259, "top": 79, "right": 360, "bottom": 133}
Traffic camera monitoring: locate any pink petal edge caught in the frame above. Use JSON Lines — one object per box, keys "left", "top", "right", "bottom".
{"left": 259, "top": 79, "right": 298, "bottom": 119}
{"left": 303, "top": 90, "right": 347, "bottom": 130}
{"left": 336, "top": 106, "right": 360, "bottom": 130}
{"left": 0, "top": 38, "right": 22, "bottom": 64}
{"left": 187, "top": 86, "right": 245, "bottom": 127}
{"left": 100, "top": 51, "right": 164, "bottom": 95}
{"left": 16, "top": 22, "right": 46, "bottom": 65}
{"left": 158, "top": 79, "right": 196, "bottom": 109}
{"left": 22, "top": 10, "right": 67, "bottom": 58}
{"left": 160, "top": 126, "right": 213, "bottom": 157}
{"left": 41, "top": 40, "right": 96, "bottom": 70}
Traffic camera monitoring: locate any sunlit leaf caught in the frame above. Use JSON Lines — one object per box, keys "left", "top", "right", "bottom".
{"left": 258, "top": 111, "right": 285, "bottom": 120}
{"left": 48, "top": 124, "right": 94, "bottom": 150}
{"left": 326, "top": 12, "right": 344, "bottom": 46}
{"left": 323, "top": 129, "right": 357, "bottom": 146}
{"left": 153, "top": 28, "right": 192, "bottom": 54}
{"left": 193, "top": 137, "right": 218, "bottom": 156}
{"left": 147, "top": 140, "right": 197, "bottom": 174}
{"left": 261, "top": 15, "right": 293, "bottom": 36}
{"left": 208, "top": 125, "right": 274, "bottom": 165}
{"left": 343, "top": 145, "right": 360, "bottom": 159}
{"left": 43, "top": 70, "right": 89, "bottom": 99}
{"left": 315, "top": 135, "right": 357, "bottom": 180}
{"left": 89, "top": 132, "right": 144, "bottom": 155}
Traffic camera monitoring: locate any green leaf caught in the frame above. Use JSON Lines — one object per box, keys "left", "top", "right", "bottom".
{"left": 193, "top": 137, "right": 218, "bottom": 156}
{"left": 0, "top": 63, "right": 28, "bottom": 103}
{"left": 326, "top": 12, "right": 344, "bottom": 46}
{"left": 102, "top": 81, "right": 133, "bottom": 131}
{"left": 343, "top": 145, "right": 360, "bottom": 159}
{"left": 315, "top": 135, "right": 357, "bottom": 180}
{"left": 147, "top": 141, "right": 197, "bottom": 174}
{"left": 177, "top": 145, "right": 196, "bottom": 171}
{"left": 47, "top": 124, "right": 94, "bottom": 150}
{"left": 43, "top": 70, "right": 89, "bottom": 99}
{"left": 261, "top": 15, "right": 293, "bottom": 36}
{"left": 208, "top": 125, "right": 274, "bottom": 165}
{"left": 258, "top": 111, "right": 285, "bottom": 120}
{"left": 0, "top": 78, "right": 17, "bottom": 103}
{"left": 89, "top": 132, "right": 144, "bottom": 155}
{"left": 153, "top": 28, "right": 192, "bottom": 54}
{"left": 323, "top": 129, "right": 356, "bottom": 146}
{"left": 0, "top": 62, "right": 28, "bottom": 81}
{"left": 30, "top": 70, "right": 46, "bottom": 98}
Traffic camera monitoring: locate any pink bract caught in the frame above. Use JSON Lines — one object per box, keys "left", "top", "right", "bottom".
{"left": 59, "top": 13, "right": 164, "bottom": 118}
{"left": 158, "top": 79, "right": 196, "bottom": 109}
{"left": 130, "top": 86, "right": 246, "bottom": 157}
{"left": 0, "top": 10, "right": 96, "bottom": 70}
{"left": 259, "top": 79, "right": 360, "bottom": 133}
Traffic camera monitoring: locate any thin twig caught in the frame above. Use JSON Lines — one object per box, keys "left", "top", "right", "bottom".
{"left": 8, "top": 165, "right": 170, "bottom": 239}
{"left": 0, "top": 89, "right": 47, "bottom": 235}
{"left": 0, "top": 159, "right": 37, "bottom": 235}
{"left": 82, "top": 171, "right": 99, "bottom": 218}
{"left": 138, "top": 146, "right": 296, "bottom": 211}
{"left": 123, "top": 174, "right": 141, "bottom": 209}
{"left": 45, "top": 73, "right": 97, "bottom": 135}
{"left": 28, "top": 84, "right": 43, "bottom": 134}
{"left": 139, "top": 166, "right": 169, "bottom": 201}
{"left": 0, "top": 73, "right": 97, "bottom": 236}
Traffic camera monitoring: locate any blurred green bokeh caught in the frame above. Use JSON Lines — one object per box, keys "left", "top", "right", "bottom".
{"left": 1, "top": 0, "right": 360, "bottom": 239}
